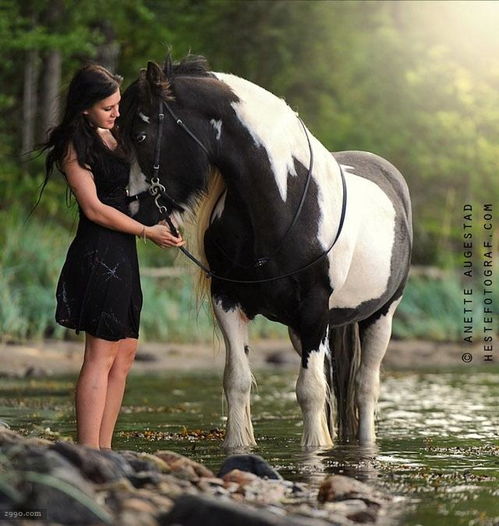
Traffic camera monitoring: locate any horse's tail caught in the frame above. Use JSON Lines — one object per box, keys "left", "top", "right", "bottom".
{"left": 326, "top": 323, "right": 361, "bottom": 441}
{"left": 194, "top": 167, "right": 226, "bottom": 304}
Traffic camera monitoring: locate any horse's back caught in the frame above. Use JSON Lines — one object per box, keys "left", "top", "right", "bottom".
{"left": 332, "top": 150, "right": 412, "bottom": 233}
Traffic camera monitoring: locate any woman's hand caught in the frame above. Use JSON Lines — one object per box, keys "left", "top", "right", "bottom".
{"left": 145, "top": 224, "right": 185, "bottom": 248}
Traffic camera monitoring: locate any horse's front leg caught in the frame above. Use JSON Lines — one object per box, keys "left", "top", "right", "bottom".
{"left": 213, "top": 299, "right": 256, "bottom": 448}
{"left": 295, "top": 302, "right": 334, "bottom": 447}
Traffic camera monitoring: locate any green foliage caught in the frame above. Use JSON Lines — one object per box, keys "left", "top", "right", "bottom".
{"left": 0, "top": 0, "right": 498, "bottom": 343}
{"left": 2, "top": 0, "right": 498, "bottom": 264}
{"left": 394, "top": 274, "right": 499, "bottom": 342}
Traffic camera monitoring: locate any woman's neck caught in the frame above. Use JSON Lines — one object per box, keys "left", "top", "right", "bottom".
{"left": 96, "top": 128, "right": 117, "bottom": 150}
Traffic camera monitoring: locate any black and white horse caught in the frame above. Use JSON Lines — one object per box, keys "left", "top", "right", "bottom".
{"left": 120, "top": 56, "right": 412, "bottom": 448}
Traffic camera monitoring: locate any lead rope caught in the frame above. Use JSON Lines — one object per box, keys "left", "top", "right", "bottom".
{"left": 146, "top": 99, "right": 348, "bottom": 284}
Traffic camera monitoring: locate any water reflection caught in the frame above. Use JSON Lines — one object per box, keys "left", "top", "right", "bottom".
{"left": 296, "top": 443, "right": 380, "bottom": 485}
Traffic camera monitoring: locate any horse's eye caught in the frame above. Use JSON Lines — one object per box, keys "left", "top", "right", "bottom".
{"left": 136, "top": 132, "right": 147, "bottom": 143}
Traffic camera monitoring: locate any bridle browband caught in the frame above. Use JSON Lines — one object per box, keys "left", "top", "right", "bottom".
{"left": 128, "top": 98, "right": 348, "bottom": 284}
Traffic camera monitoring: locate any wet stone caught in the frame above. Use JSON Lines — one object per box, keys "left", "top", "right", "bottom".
{"left": 318, "top": 475, "right": 388, "bottom": 507}
{"left": 154, "top": 450, "right": 214, "bottom": 480}
{"left": 159, "top": 493, "right": 331, "bottom": 526}
{"left": 119, "top": 450, "right": 171, "bottom": 474}
{"left": 50, "top": 441, "right": 134, "bottom": 483}
{"left": 218, "top": 454, "right": 283, "bottom": 480}
{"left": 0, "top": 431, "right": 393, "bottom": 526}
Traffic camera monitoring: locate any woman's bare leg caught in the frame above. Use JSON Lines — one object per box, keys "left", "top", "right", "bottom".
{"left": 75, "top": 335, "right": 119, "bottom": 447}
{"left": 99, "top": 337, "right": 138, "bottom": 449}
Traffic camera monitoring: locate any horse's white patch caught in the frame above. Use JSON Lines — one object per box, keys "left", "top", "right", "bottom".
{"left": 138, "top": 112, "right": 150, "bottom": 124}
{"left": 211, "top": 190, "right": 227, "bottom": 222}
{"left": 127, "top": 160, "right": 149, "bottom": 216}
{"left": 214, "top": 73, "right": 312, "bottom": 202}
{"left": 210, "top": 119, "right": 222, "bottom": 140}
{"left": 296, "top": 328, "right": 333, "bottom": 446}
{"left": 327, "top": 169, "right": 396, "bottom": 309}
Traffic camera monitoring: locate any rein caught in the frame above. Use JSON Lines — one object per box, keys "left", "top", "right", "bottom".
{"left": 129, "top": 99, "right": 348, "bottom": 284}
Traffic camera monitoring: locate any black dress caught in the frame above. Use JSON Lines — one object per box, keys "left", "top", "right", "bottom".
{"left": 55, "top": 143, "right": 143, "bottom": 341}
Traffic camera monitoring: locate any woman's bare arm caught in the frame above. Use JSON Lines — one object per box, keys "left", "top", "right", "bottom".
{"left": 62, "top": 146, "right": 183, "bottom": 247}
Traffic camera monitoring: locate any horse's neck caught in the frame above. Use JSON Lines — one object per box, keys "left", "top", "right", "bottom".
{"left": 213, "top": 72, "right": 342, "bottom": 216}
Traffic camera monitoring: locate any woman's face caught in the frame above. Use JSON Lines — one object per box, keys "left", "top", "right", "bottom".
{"left": 83, "top": 89, "right": 121, "bottom": 129}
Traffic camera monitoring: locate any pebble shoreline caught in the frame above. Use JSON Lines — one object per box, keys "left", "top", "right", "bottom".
{"left": 0, "top": 427, "right": 395, "bottom": 526}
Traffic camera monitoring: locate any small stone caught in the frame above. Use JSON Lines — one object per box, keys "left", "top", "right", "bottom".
{"left": 347, "top": 508, "right": 378, "bottom": 523}
{"left": 222, "top": 469, "right": 259, "bottom": 488}
{"left": 24, "top": 365, "right": 49, "bottom": 378}
{"left": 120, "top": 450, "right": 171, "bottom": 474}
{"left": 50, "top": 441, "right": 134, "bottom": 483}
{"left": 0, "top": 428, "right": 23, "bottom": 445}
{"left": 318, "top": 475, "right": 373, "bottom": 503}
{"left": 155, "top": 450, "right": 214, "bottom": 479}
{"left": 135, "top": 352, "right": 158, "bottom": 362}
{"left": 160, "top": 493, "right": 327, "bottom": 526}
{"left": 118, "top": 510, "right": 159, "bottom": 526}
{"left": 218, "top": 454, "right": 283, "bottom": 480}
{"left": 121, "top": 497, "right": 157, "bottom": 514}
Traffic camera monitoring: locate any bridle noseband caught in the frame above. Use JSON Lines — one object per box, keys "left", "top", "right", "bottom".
{"left": 128, "top": 98, "right": 347, "bottom": 284}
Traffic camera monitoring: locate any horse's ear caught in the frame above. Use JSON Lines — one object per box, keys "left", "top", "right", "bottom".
{"left": 163, "top": 54, "right": 173, "bottom": 79}
{"left": 146, "top": 61, "right": 165, "bottom": 87}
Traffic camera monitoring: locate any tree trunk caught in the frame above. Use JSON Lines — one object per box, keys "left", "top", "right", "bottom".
{"left": 22, "top": 49, "right": 40, "bottom": 157}
{"left": 95, "top": 20, "right": 120, "bottom": 72}
{"left": 39, "top": 49, "right": 62, "bottom": 142}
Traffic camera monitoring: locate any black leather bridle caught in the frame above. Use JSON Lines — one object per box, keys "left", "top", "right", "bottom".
{"left": 128, "top": 98, "right": 348, "bottom": 284}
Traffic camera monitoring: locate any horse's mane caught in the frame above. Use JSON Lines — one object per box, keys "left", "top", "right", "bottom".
{"left": 164, "top": 53, "right": 211, "bottom": 79}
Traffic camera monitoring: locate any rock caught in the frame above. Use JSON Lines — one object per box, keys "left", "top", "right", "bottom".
{"left": 318, "top": 475, "right": 388, "bottom": 508}
{"left": 24, "top": 366, "right": 50, "bottom": 378}
{"left": 155, "top": 450, "right": 214, "bottom": 480}
{"left": 19, "top": 469, "right": 113, "bottom": 525}
{"left": 222, "top": 469, "right": 259, "bottom": 487}
{"left": 218, "top": 454, "right": 283, "bottom": 480}
{"left": 0, "top": 428, "right": 23, "bottom": 445}
{"left": 119, "top": 510, "right": 160, "bottom": 526}
{"left": 265, "top": 350, "right": 297, "bottom": 366}
{"left": 50, "top": 441, "right": 134, "bottom": 483}
{"left": 119, "top": 450, "right": 171, "bottom": 474}
{"left": 159, "top": 493, "right": 330, "bottom": 526}
{"left": 128, "top": 471, "right": 172, "bottom": 489}
{"left": 347, "top": 508, "right": 378, "bottom": 523}
{"left": 135, "top": 351, "right": 158, "bottom": 362}
{"left": 8, "top": 446, "right": 93, "bottom": 492}
{"left": 238, "top": 478, "right": 288, "bottom": 505}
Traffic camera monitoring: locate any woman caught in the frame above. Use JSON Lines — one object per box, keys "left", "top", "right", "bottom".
{"left": 42, "top": 64, "right": 183, "bottom": 449}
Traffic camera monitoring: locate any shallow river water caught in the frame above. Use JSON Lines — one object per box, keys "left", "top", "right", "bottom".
{"left": 1, "top": 365, "right": 498, "bottom": 525}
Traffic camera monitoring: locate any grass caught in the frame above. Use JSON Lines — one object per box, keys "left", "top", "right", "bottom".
{"left": 0, "top": 208, "right": 496, "bottom": 343}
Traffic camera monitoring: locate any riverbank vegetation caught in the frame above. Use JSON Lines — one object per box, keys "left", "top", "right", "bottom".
{"left": 1, "top": 208, "right": 496, "bottom": 343}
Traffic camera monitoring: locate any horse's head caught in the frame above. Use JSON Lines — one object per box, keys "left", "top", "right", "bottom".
{"left": 120, "top": 56, "right": 217, "bottom": 223}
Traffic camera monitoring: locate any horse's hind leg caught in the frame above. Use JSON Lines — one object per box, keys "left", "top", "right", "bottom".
{"left": 356, "top": 298, "right": 402, "bottom": 443}
{"left": 213, "top": 299, "right": 256, "bottom": 448}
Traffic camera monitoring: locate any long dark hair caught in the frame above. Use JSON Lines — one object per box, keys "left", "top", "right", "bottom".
{"left": 39, "top": 64, "right": 123, "bottom": 193}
